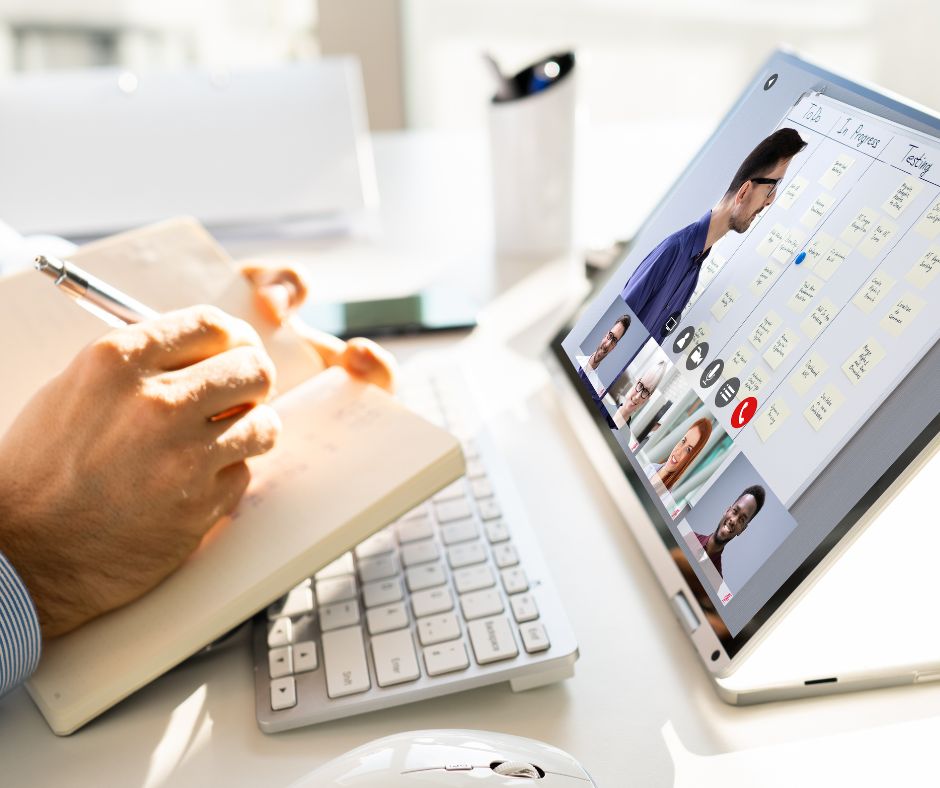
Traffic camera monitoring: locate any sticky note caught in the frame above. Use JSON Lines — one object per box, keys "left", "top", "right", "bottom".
{"left": 772, "top": 228, "right": 806, "bottom": 264}
{"left": 915, "top": 200, "right": 940, "bottom": 239}
{"left": 724, "top": 345, "right": 751, "bottom": 378}
{"left": 710, "top": 286, "right": 740, "bottom": 321}
{"left": 852, "top": 271, "right": 896, "bottom": 313}
{"left": 882, "top": 177, "right": 924, "bottom": 219}
{"left": 787, "top": 275, "right": 823, "bottom": 313}
{"left": 803, "top": 232, "right": 834, "bottom": 269}
{"left": 804, "top": 385, "right": 846, "bottom": 431}
{"left": 905, "top": 247, "right": 940, "bottom": 289}
{"left": 842, "top": 338, "right": 886, "bottom": 385}
{"left": 800, "top": 192, "right": 835, "bottom": 228}
{"left": 880, "top": 292, "right": 927, "bottom": 337}
{"left": 841, "top": 208, "right": 878, "bottom": 246}
{"left": 858, "top": 218, "right": 898, "bottom": 259}
{"left": 819, "top": 155, "right": 855, "bottom": 189}
{"left": 743, "top": 366, "right": 769, "bottom": 396}
{"left": 814, "top": 242, "right": 850, "bottom": 281}
{"left": 756, "top": 224, "right": 787, "bottom": 257}
{"left": 801, "top": 298, "right": 837, "bottom": 340}
{"left": 755, "top": 398, "right": 791, "bottom": 442}
{"left": 790, "top": 353, "right": 829, "bottom": 396}
{"left": 777, "top": 176, "right": 809, "bottom": 209}
{"left": 699, "top": 252, "right": 726, "bottom": 288}
{"left": 749, "top": 311, "right": 782, "bottom": 350}
{"left": 749, "top": 262, "right": 782, "bottom": 297}
{"left": 763, "top": 328, "right": 799, "bottom": 370}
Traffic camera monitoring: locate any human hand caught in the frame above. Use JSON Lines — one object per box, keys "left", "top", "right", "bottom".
{"left": 0, "top": 306, "right": 279, "bottom": 638}
{"left": 241, "top": 264, "right": 397, "bottom": 392}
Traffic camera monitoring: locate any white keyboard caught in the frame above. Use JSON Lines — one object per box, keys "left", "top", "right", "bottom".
{"left": 252, "top": 372, "right": 579, "bottom": 732}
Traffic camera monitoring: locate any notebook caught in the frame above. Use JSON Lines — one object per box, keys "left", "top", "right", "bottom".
{"left": 0, "top": 218, "right": 464, "bottom": 734}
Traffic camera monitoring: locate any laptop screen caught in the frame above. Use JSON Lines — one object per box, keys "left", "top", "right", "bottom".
{"left": 552, "top": 52, "right": 940, "bottom": 656}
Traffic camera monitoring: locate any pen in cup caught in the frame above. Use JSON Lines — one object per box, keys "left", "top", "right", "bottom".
{"left": 35, "top": 254, "right": 252, "bottom": 422}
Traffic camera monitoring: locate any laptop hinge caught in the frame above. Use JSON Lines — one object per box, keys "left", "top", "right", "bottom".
{"left": 671, "top": 591, "right": 701, "bottom": 633}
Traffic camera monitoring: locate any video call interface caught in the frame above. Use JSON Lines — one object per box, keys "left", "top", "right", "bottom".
{"left": 563, "top": 91, "right": 940, "bottom": 638}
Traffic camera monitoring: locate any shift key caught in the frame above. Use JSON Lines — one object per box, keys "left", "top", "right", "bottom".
{"left": 322, "top": 626, "right": 371, "bottom": 698}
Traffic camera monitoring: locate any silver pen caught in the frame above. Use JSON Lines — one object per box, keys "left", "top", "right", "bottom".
{"left": 34, "top": 254, "right": 159, "bottom": 325}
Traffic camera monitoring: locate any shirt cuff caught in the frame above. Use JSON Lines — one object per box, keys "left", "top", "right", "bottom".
{"left": 0, "top": 551, "right": 42, "bottom": 697}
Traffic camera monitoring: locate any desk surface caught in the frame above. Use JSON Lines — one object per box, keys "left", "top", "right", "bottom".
{"left": 2, "top": 126, "right": 939, "bottom": 787}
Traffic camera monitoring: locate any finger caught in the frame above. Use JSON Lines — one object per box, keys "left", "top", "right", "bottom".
{"left": 135, "top": 305, "right": 263, "bottom": 371}
{"left": 211, "top": 461, "right": 253, "bottom": 521}
{"left": 209, "top": 404, "right": 281, "bottom": 471}
{"left": 342, "top": 338, "right": 398, "bottom": 392}
{"left": 158, "top": 344, "right": 277, "bottom": 420}
{"left": 287, "top": 316, "right": 347, "bottom": 367}
{"left": 241, "top": 265, "right": 309, "bottom": 324}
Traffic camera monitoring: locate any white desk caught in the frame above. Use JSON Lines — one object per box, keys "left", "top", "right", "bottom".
{"left": 1, "top": 127, "right": 939, "bottom": 786}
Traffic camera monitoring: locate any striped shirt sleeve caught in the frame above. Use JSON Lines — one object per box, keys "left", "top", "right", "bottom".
{"left": 0, "top": 551, "right": 42, "bottom": 697}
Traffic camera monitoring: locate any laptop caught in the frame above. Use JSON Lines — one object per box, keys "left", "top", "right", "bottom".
{"left": 252, "top": 49, "right": 939, "bottom": 730}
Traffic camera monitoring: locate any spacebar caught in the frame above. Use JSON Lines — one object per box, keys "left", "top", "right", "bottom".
{"left": 322, "top": 625, "right": 372, "bottom": 698}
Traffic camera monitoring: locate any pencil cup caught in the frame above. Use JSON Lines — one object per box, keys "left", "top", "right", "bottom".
{"left": 488, "top": 52, "right": 576, "bottom": 260}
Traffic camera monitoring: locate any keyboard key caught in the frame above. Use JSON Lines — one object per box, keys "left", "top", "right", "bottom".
{"left": 315, "top": 575, "right": 358, "bottom": 606}
{"left": 435, "top": 499, "right": 473, "bottom": 523}
{"left": 520, "top": 621, "right": 551, "bottom": 653}
{"left": 460, "top": 588, "right": 504, "bottom": 620}
{"left": 371, "top": 629, "right": 421, "bottom": 687}
{"left": 267, "top": 584, "right": 314, "bottom": 620}
{"left": 270, "top": 677, "right": 297, "bottom": 710}
{"left": 465, "top": 458, "right": 486, "bottom": 479}
{"left": 510, "top": 592, "right": 539, "bottom": 623}
{"left": 293, "top": 641, "right": 319, "bottom": 673}
{"left": 319, "top": 600, "right": 360, "bottom": 632}
{"left": 315, "top": 552, "right": 355, "bottom": 580}
{"left": 432, "top": 480, "right": 466, "bottom": 502}
{"left": 357, "top": 553, "right": 400, "bottom": 584}
{"left": 396, "top": 515, "right": 434, "bottom": 544}
{"left": 440, "top": 518, "right": 479, "bottom": 545}
{"left": 366, "top": 602, "right": 410, "bottom": 635}
{"left": 492, "top": 542, "right": 519, "bottom": 569}
{"left": 416, "top": 613, "right": 461, "bottom": 646}
{"left": 401, "top": 539, "right": 439, "bottom": 567}
{"left": 478, "top": 499, "right": 502, "bottom": 521}
{"left": 355, "top": 529, "right": 396, "bottom": 560}
{"left": 447, "top": 540, "right": 487, "bottom": 569}
{"left": 399, "top": 503, "right": 430, "bottom": 521}
{"left": 362, "top": 578, "right": 403, "bottom": 609}
{"left": 468, "top": 616, "right": 519, "bottom": 665}
{"left": 322, "top": 626, "right": 371, "bottom": 698}
{"left": 470, "top": 478, "right": 494, "bottom": 499}
{"left": 411, "top": 586, "right": 454, "bottom": 618}
{"left": 484, "top": 519, "right": 511, "bottom": 543}
{"left": 423, "top": 641, "right": 470, "bottom": 677}
{"left": 267, "top": 617, "right": 293, "bottom": 648}
{"left": 268, "top": 645, "right": 293, "bottom": 679}
{"left": 462, "top": 439, "right": 480, "bottom": 459}
{"left": 405, "top": 562, "right": 447, "bottom": 592}
{"left": 453, "top": 564, "right": 495, "bottom": 594}
{"left": 501, "top": 567, "right": 528, "bottom": 595}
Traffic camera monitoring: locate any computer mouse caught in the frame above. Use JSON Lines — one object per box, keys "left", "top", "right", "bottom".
{"left": 290, "top": 729, "right": 597, "bottom": 786}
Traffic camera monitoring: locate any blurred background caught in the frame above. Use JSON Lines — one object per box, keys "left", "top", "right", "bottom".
{"left": 2, "top": 0, "right": 938, "bottom": 134}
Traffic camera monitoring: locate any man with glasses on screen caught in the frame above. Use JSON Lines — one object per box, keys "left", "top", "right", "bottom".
{"left": 621, "top": 128, "right": 807, "bottom": 339}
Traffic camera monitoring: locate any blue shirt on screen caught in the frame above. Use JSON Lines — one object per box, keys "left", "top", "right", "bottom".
{"left": 621, "top": 211, "right": 712, "bottom": 338}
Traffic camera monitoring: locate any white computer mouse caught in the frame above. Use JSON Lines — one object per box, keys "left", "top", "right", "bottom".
{"left": 290, "top": 729, "right": 597, "bottom": 786}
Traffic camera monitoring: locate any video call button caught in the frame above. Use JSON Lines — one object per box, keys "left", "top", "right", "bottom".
{"left": 731, "top": 397, "right": 758, "bottom": 429}
{"left": 662, "top": 311, "right": 682, "bottom": 337}
{"left": 685, "top": 342, "right": 709, "bottom": 371}
{"left": 714, "top": 377, "right": 740, "bottom": 408}
{"left": 700, "top": 358, "right": 724, "bottom": 388}
{"left": 672, "top": 326, "right": 695, "bottom": 354}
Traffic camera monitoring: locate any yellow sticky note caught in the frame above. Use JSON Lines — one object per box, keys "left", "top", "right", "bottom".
{"left": 804, "top": 384, "right": 846, "bottom": 431}
{"left": 915, "top": 200, "right": 940, "bottom": 240}
{"left": 756, "top": 224, "right": 787, "bottom": 257}
{"left": 787, "top": 274, "right": 823, "bottom": 313}
{"left": 710, "top": 286, "right": 739, "bottom": 321}
{"left": 801, "top": 298, "right": 837, "bottom": 340}
{"left": 724, "top": 345, "right": 751, "bottom": 378}
{"left": 772, "top": 228, "right": 806, "bottom": 264}
{"left": 819, "top": 155, "right": 854, "bottom": 189}
{"left": 763, "top": 328, "right": 799, "bottom": 370}
{"left": 842, "top": 338, "right": 886, "bottom": 385}
{"left": 749, "top": 262, "right": 782, "bottom": 297}
{"left": 790, "top": 353, "right": 829, "bottom": 396}
{"left": 749, "top": 311, "right": 782, "bottom": 350}
{"left": 882, "top": 177, "right": 924, "bottom": 219}
{"left": 880, "top": 292, "right": 927, "bottom": 337}
{"left": 905, "top": 247, "right": 940, "bottom": 289}
{"left": 815, "top": 242, "right": 850, "bottom": 281}
{"left": 743, "top": 366, "right": 769, "bottom": 396}
{"left": 841, "top": 208, "right": 878, "bottom": 246}
{"left": 800, "top": 192, "right": 835, "bottom": 228}
{"left": 777, "top": 176, "right": 809, "bottom": 209}
{"left": 755, "top": 399, "right": 791, "bottom": 442}
{"left": 858, "top": 218, "right": 898, "bottom": 260}
{"left": 852, "top": 270, "right": 897, "bottom": 313}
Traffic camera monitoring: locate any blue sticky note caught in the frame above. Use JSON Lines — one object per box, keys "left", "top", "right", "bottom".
{"left": 794, "top": 251, "right": 806, "bottom": 265}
